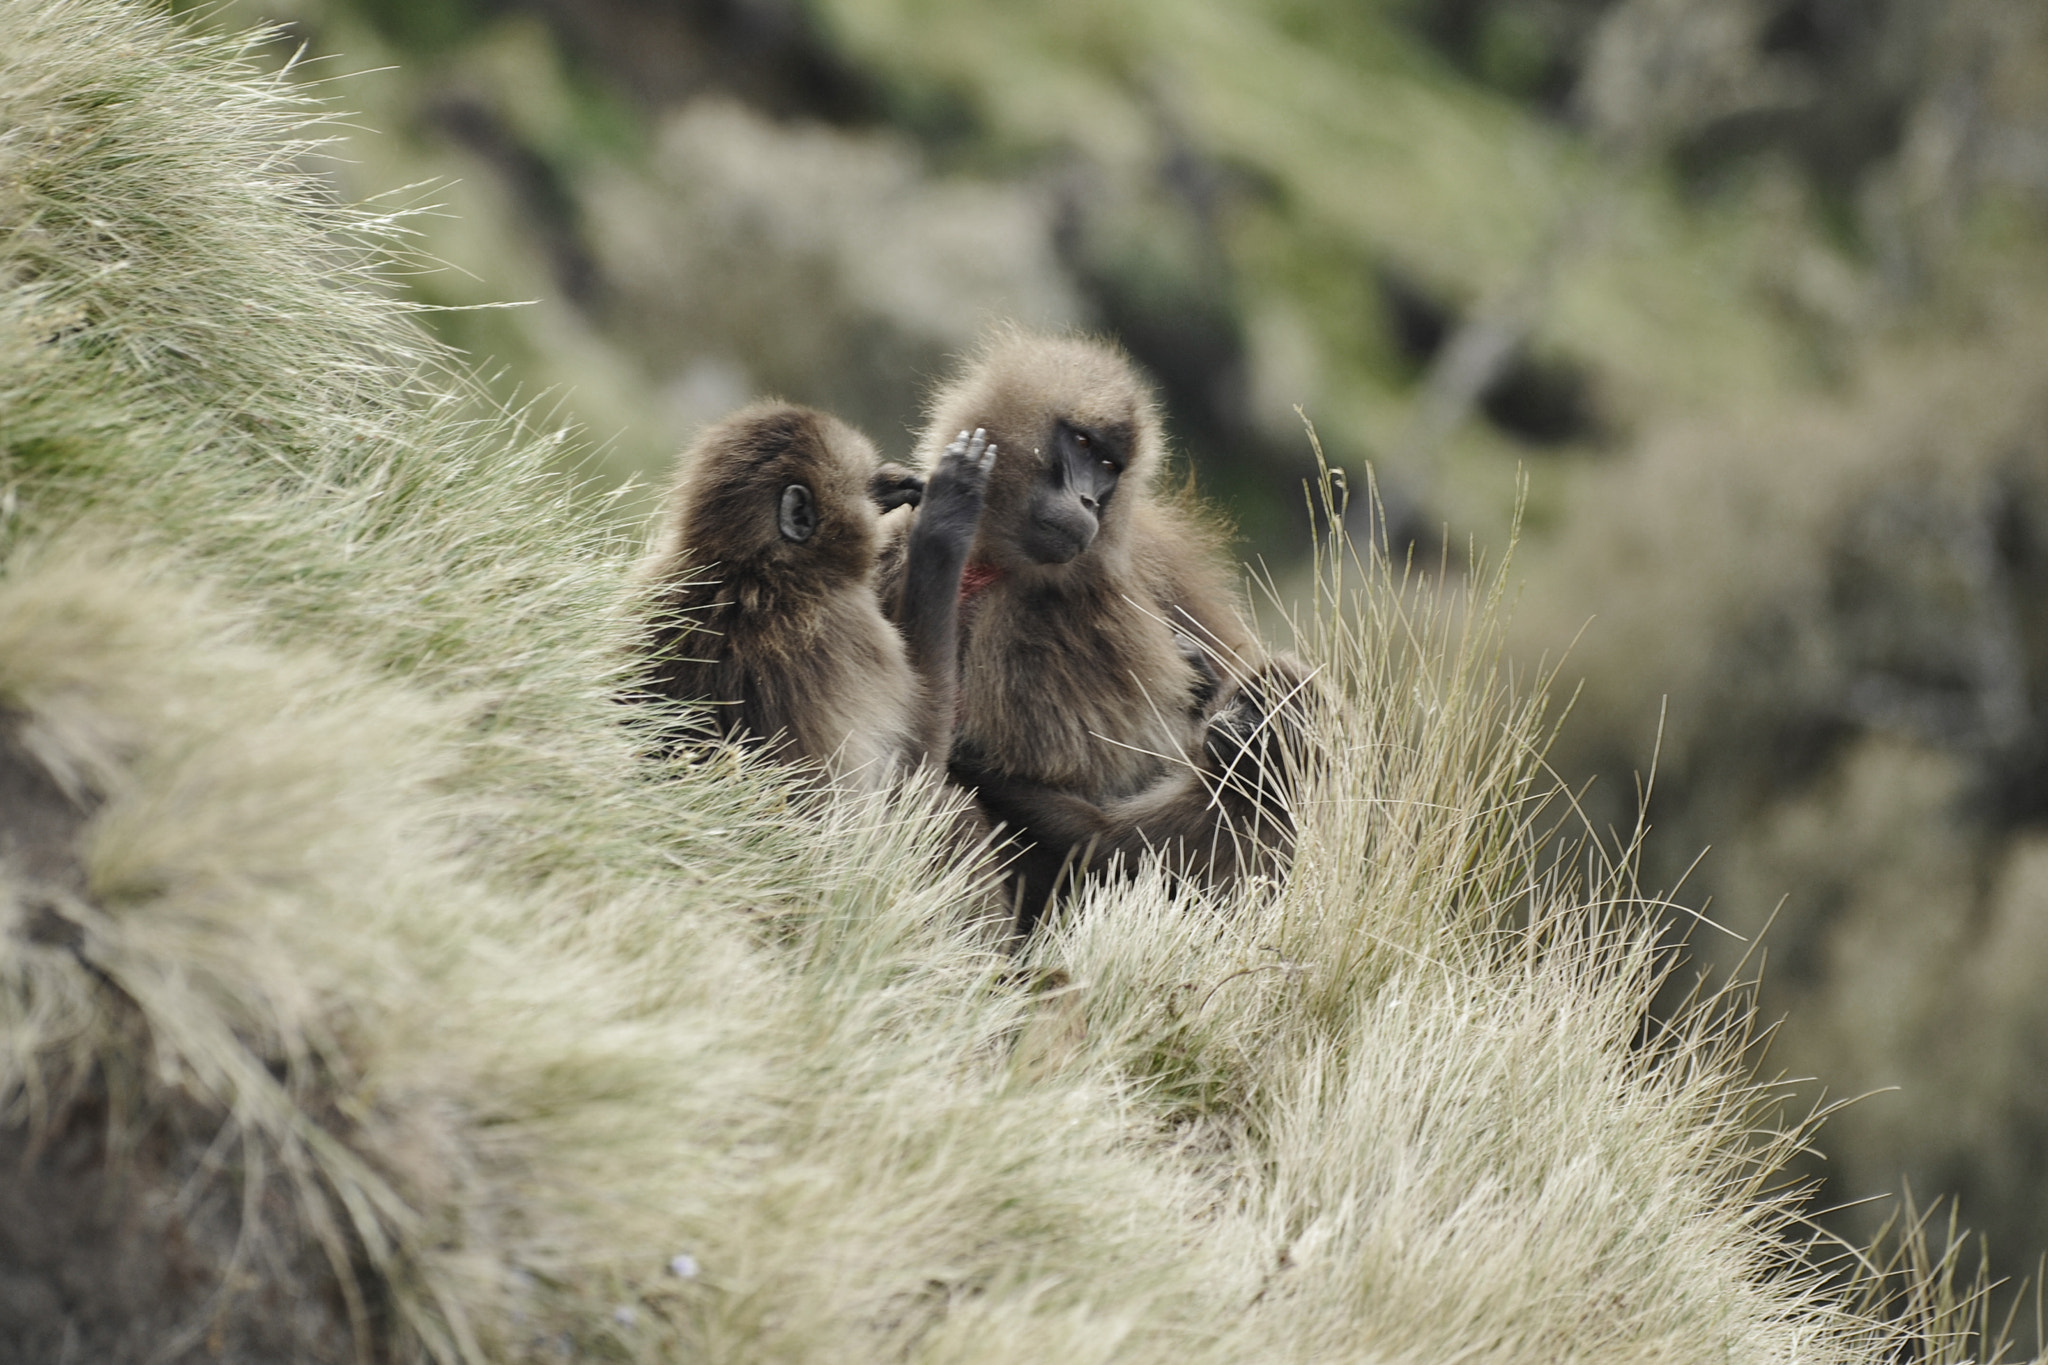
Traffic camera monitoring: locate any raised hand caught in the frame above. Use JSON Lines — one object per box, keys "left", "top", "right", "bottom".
{"left": 919, "top": 427, "right": 997, "bottom": 541}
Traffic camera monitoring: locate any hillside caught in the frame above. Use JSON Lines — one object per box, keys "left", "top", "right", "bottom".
{"left": 0, "top": 2, "right": 2027, "bottom": 1361}
{"left": 154, "top": 0, "right": 2048, "bottom": 1290}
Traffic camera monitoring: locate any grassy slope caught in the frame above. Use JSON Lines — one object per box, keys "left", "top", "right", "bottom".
{"left": 0, "top": 1, "right": 2006, "bottom": 1360}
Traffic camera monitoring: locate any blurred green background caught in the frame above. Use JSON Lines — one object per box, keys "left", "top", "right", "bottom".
{"left": 188, "top": 0, "right": 2048, "bottom": 1309}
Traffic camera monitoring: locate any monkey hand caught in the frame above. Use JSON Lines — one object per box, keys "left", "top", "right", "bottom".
{"left": 870, "top": 462, "right": 926, "bottom": 511}
{"left": 1172, "top": 628, "right": 1226, "bottom": 716}
{"left": 917, "top": 427, "right": 998, "bottom": 548}
{"left": 900, "top": 429, "right": 1000, "bottom": 728}
{"left": 1201, "top": 659, "right": 1319, "bottom": 803}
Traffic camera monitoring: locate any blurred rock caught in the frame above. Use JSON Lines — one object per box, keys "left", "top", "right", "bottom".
{"left": 584, "top": 97, "right": 1085, "bottom": 455}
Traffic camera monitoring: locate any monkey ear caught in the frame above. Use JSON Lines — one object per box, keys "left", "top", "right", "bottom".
{"left": 778, "top": 484, "right": 818, "bottom": 542}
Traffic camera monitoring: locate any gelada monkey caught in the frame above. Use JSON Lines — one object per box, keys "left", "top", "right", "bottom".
{"left": 635, "top": 402, "right": 995, "bottom": 791}
{"left": 889, "top": 333, "right": 1312, "bottom": 930}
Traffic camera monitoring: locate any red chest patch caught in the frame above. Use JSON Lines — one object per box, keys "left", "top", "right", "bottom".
{"left": 958, "top": 561, "right": 1005, "bottom": 606}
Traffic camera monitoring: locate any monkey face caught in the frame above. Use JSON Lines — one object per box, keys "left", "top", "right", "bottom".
{"left": 672, "top": 404, "right": 882, "bottom": 585}
{"left": 920, "top": 332, "right": 1163, "bottom": 575}
{"left": 1017, "top": 420, "right": 1127, "bottom": 565}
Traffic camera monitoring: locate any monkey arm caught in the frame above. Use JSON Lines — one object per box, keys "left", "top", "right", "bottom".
{"left": 1090, "top": 689, "right": 1304, "bottom": 889}
{"left": 898, "top": 429, "right": 996, "bottom": 764}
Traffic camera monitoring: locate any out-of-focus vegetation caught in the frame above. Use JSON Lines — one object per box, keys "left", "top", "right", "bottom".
{"left": 168, "top": 0, "right": 2048, "bottom": 1330}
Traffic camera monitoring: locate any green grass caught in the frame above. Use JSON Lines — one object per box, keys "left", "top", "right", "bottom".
{"left": 0, "top": 1, "right": 2028, "bottom": 1360}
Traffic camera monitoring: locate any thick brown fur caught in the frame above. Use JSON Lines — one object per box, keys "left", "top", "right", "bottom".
{"left": 886, "top": 331, "right": 1307, "bottom": 931}
{"left": 967, "top": 652, "right": 1318, "bottom": 899}
{"left": 893, "top": 331, "right": 1261, "bottom": 799}
{"left": 634, "top": 402, "right": 928, "bottom": 791}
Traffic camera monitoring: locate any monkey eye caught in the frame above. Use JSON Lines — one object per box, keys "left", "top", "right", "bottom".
{"left": 1063, "top": 422, "right": 1123, "bottom": 475}
{"left": 778, "top": 483, "right": 817, "bottom": 543}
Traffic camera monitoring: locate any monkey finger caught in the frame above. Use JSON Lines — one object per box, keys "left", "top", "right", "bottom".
{"left": 870, "top": 464, "right": 926, "bottom": 510}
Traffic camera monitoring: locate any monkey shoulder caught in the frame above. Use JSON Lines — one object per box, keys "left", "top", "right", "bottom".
{"left": 1126, "top": 505, "right": 1260, "bottom": 662}
{"left": 653, "top": 565, "right": 909, "bottom": 707}
{"left": 736, "top": 599, "right": 918, "bottom": 778}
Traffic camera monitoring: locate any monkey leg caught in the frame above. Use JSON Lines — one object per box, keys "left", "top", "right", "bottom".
{"left": 950, "top": 764, "right": 1115, "bottom": 939}
{"left": 962, "top": 657, "right": 1321, "bottom": 937}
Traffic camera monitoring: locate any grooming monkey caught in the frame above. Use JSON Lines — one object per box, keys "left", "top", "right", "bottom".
{"left": 885, "top": 332, "right": 1313, "bottom": 928}
{"left": 634, "top": 402, "right": 995, "bottom": 790}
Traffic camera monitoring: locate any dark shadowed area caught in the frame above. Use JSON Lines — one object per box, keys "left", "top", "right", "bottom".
{"left": 0, "top": 725, "right": 358, "bottom": 1365}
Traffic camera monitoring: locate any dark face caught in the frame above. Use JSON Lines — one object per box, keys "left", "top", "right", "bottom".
{"left": 1018, "top": 420, "right": 1127, "bottom": 565}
